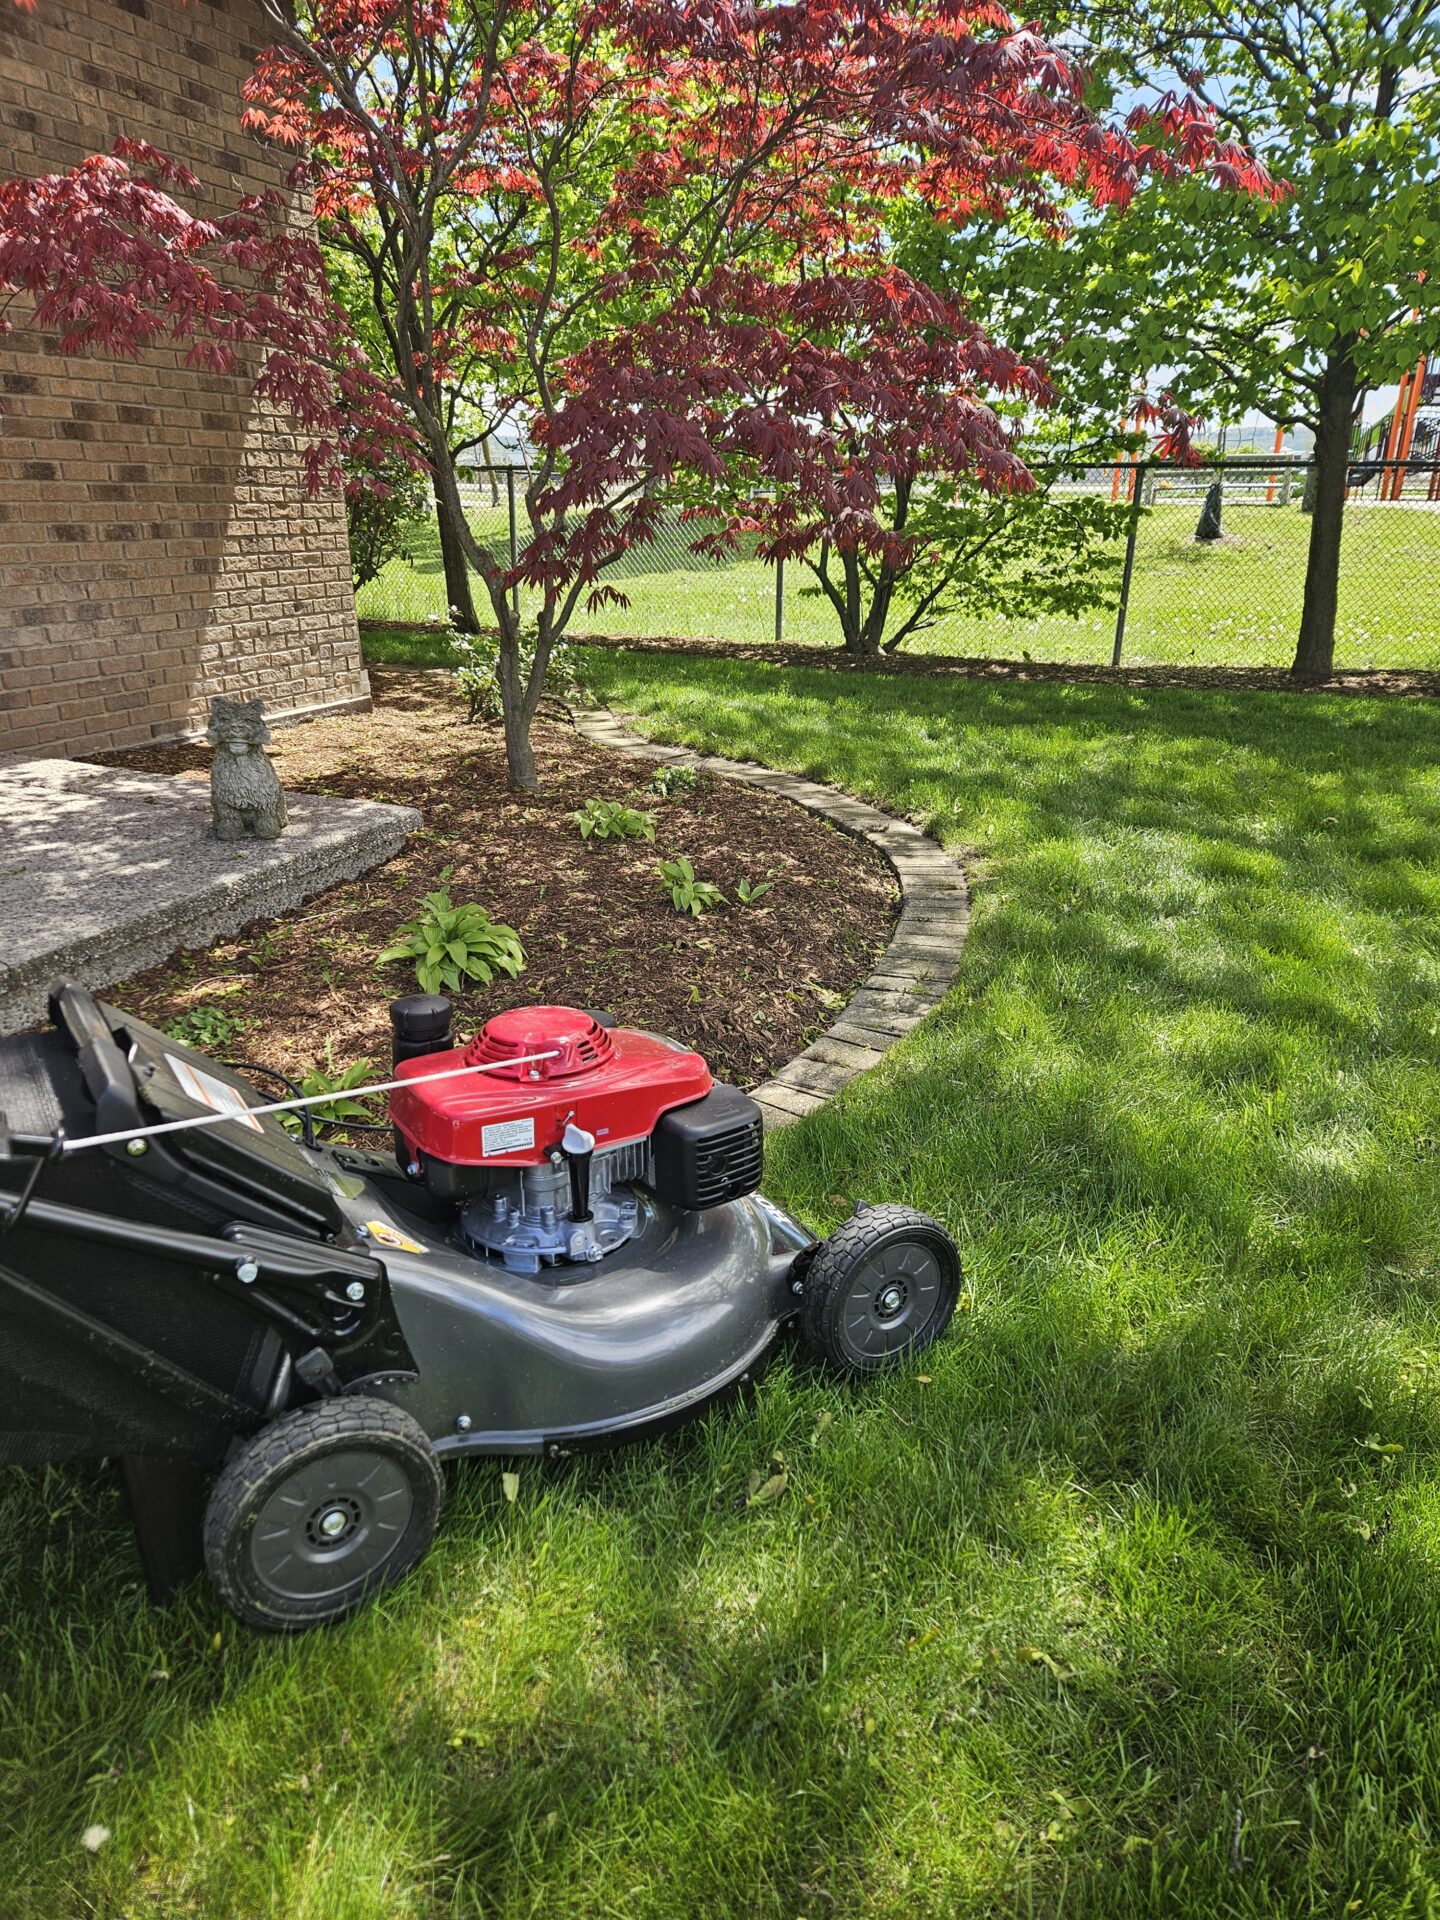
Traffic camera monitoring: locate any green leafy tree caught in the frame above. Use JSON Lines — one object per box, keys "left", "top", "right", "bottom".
{"left": 1004, "top": 0, "right": 1440, "bottom": 678}
{"left": 800, "top": 463, "right": 1129, "bottom": 656}
{"left": 345, "top": 453, "right": 430, "bottom": 593}
{"left": 811, "top": 204, "right": 1177, "bottom": 657}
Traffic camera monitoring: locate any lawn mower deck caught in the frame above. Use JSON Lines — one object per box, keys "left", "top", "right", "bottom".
{"left": 0, "top": 982, "right": 960, "bottom": 1630}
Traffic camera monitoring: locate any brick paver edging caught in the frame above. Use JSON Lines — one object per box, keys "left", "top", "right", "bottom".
{"left": 571, "top": 706, "right": 970, "bottom": 1131}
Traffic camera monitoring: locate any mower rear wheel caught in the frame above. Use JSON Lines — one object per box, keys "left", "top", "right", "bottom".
{"left": 801, "top": 1204, "right": 961, "bottom": 1375}
{"left": 204, "top": 1397, "right": 443, "bottom": 1631}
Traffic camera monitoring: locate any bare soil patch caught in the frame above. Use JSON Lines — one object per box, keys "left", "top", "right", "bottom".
{"left": 86, "top": 670, "right": 898, "bottom": 1092}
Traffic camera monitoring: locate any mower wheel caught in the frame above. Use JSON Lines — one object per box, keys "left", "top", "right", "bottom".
{"left": 801, "top": 1204, "right": 961, "bottom": 1375}
{"left": 204, "top": 1397, "right": 443, "bottom": 1631}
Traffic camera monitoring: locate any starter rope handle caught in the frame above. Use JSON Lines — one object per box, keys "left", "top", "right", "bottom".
{"left": 55, "top": 1050, "right": 565, "bottom": 1155}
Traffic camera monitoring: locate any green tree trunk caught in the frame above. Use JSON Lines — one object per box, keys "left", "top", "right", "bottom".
{"left": 1291, "top": 349, "right": 1359, "bottom": 681}
{"left": 435, "top": 475, "right": 482, "bottom": 635}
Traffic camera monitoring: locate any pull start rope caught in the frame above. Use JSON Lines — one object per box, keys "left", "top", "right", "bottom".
{"left": 56, "top": 1050, "right": 565, "bottom": 1155}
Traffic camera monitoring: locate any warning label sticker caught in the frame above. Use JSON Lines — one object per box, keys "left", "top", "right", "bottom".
{"left": 364, "top": 1219, "right": 428, "bottom": 1255}
{"left": 481, "top": 1116, "right": 535, "bottom": 1157}
{"left": 165, "top": 1054, "right": 264, "bottom": 1132}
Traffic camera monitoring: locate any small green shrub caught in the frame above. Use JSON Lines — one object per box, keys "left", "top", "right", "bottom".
{"left": 378, "top": 890, "right": 526, "bottom": 995}
{"left": 736, "top": 875, "right": 776, "bottom": 906}
{"left": 453, "top": 630, "right": 582, "bottom": 724}
{"left": 646, "top": 763, "right": 701, "bottom": 798}
{"left": 246, "top": 931, "right": 288, "bottom": 970}
{"left": 282, "top": 1052, "right": 383, "bottom": 1136}
{"left": 657, "top": 856, "right": 726, "bottom": 916}
{"left": 571, "top": 798, "right": 657, "bottom": 843}
{"left": 346, "top": 460, "right": 430, "bottom": 593}
{"left": 163, "top": 1005, "right": 247, "bottom": 1050}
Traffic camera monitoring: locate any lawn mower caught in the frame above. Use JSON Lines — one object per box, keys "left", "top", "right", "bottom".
{"left": 0, "top": 982, "right": 960, "bottom": 1630}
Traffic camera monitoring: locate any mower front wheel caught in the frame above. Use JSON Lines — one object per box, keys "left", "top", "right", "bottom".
{"left": 801, "top": 1204, "right": 961, "bottom": 1375}
{"left": 204, "top": 1397, "right": 443, "bottom": 1631}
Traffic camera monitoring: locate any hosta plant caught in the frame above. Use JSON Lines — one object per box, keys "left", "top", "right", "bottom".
{"left": 646, "top": 764, "right": 701, "bottom": 798}
{"left": 657, "top": 857, "right": 726, "bottom": 917}
{"left": 281, "top": 1053, "right": 383, "bottom": 1136}
{"left": 570, "top": 798, "right": 656, "bottom": 843}
{"left": 736, "top": 875, "right": 776, "bottom": 906}
{"left": 378, "top": 891, "right": 526, "bottom": 995}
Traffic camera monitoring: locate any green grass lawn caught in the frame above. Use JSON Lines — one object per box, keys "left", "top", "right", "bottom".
{"left": 6, "top": 656, "right": 1440, "bottom": 1917}
{"left": 357, "top": 495, "right": 1440, "bottom": 670}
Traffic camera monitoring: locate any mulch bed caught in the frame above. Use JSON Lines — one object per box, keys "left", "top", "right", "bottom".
{"left": 86, "top": 669, "right": 897, "bottom": 1093}
{"left": 562, "top": 629, "right": 1440, "bottom": 700}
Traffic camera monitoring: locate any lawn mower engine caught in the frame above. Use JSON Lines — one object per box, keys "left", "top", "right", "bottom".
{"left": 0, "top": 982, "right": 962, "bottom": 1635}
{"left": 389, "top": 999, "right": 764, "bottom": 1277}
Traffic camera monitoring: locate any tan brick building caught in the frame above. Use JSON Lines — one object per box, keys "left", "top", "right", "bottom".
{"left": 0, "top": 0, "right": 370, "bottom": 761}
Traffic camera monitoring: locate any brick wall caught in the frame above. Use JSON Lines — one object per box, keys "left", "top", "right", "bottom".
{"left": 0, "top": 0, "right": 370, "bottom": 760}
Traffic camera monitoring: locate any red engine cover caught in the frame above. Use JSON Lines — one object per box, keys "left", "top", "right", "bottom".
{"left": 389, "top": 1006, "right": 713, "bottom": 1167}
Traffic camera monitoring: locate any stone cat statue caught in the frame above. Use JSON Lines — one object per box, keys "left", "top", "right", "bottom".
{"left": 206, "top": 696, "right": 288, "bottom": 841}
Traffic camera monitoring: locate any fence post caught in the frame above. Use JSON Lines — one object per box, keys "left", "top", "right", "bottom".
{"left": 505, "top": 466, "right": 520, "bottom": 623}
{"left": 774, "top": 557, "right": 784, "bottom": 646}
{"left": 1111, "top": 461, "right": 1147, "bottom": 668}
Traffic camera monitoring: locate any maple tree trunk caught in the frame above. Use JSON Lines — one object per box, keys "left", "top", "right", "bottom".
{"left": 858, "top": 569, "right": 898, "bottom": 652}
{"left": 499, "top": 686, "right": 538, "bottom": 791}
{"left": 837, "top": 549, "right": 884, "bottom": 654}
{"left": 425, "top": 434, "right": 540, "bottom": 790}
{"left": 846, "top": 487, "right": 907, "bottom": 653}
{"left": 833, "top": 604, "right": 885, "bottom": 655}
{"left": 841, "top": 624, "right": 881, "bottom": 655}
{"left": 494, "top": 599, "right": 539, "bottom": 792}
{"left": 434, "top": 476, "right": 482, "bottom": 634}
{"left": 1291, "top": 348, "right": 1359, "bottom": 682}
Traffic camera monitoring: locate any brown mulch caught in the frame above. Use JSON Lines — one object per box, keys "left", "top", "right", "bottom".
{"left": 85, "top": 669, "right": 898, "bottom": 1092}
{"left": 562, "top": 630, "right": 1440, "bottom": 700}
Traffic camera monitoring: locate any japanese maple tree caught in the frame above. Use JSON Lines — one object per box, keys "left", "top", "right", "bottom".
{"left": 235, "top": 0, "right": 1272, "bottom": 785}
{"left": 0, "top": 135, "right": 411, "bottom": 494}
{"left": 550, "top": 270, "right": 1204, "bottom": 655}
{"left": 3, "top": 0, "right": 1272, "bottom": 786}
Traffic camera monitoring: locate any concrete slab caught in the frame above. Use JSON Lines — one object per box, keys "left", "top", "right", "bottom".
{"left": 0, "top": 759, "right": 420, "bottom": 1033}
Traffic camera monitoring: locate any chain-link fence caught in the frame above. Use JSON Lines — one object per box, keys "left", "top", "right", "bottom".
{"left": 356, "top": 458, "right": 1440, "bottom": 671}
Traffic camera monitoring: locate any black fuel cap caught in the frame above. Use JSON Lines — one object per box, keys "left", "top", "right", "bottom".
{"left": 389, "top": 994, "right": 453, "bottom": 1062}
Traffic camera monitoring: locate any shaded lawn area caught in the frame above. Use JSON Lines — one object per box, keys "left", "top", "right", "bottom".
{"left": 356, "top": 496, "right": 1440, "bottom": 670}
{"left": 4, "top": 655, "right": 1440, "bottom": 1917}
{"left": 360, "top": 618, "right": 468, "bottom": 666}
